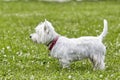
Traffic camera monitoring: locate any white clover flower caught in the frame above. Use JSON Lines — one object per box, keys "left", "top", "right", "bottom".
{"left": 6, "top": 46, "right": 10, "bottom": 49}
{"left": 3, "top": 55, "right": 7, "bottom": 57}
{"left": 1, "top": 49, "right": 5, "bottom": 54}
{"left": 2, "top": 48, "right": 5, "bottom": 50}
{"left": 99, "top": 74, "right": 103, "bottom": 78}
{"left": 68, "top": 75, "right": 72, "bottom": 79}
{"left": 30, "top": 75, "right": 34, "bottom": 80}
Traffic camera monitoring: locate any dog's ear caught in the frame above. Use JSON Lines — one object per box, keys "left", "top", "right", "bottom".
{"left": 45, "top": 19, "right": 47, "bottom": 22}
{"left": 44, "top": 21, "right": 49, "bottom": 34}
{"left": 44, "top": 25, "right": 47, "bottom": 31}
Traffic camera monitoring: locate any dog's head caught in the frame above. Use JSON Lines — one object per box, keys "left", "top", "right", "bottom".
{"left": 30, "top": 19, "right": 55, "bottom": 44}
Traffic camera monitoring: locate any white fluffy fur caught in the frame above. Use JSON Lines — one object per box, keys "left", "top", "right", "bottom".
{"left": 30, "top": 19, "right": 108, "bottom": 70}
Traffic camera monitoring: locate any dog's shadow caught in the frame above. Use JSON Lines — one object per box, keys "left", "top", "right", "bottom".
{"left": 42, "top": 59, "right": 93, "bottom": 73}
{"left": 34, "top": 57, "right": 108, "bottom": 74}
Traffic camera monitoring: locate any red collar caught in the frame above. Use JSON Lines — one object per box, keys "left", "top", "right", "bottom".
{"left": 48, "top": 36, "right": 59, "bottom": 51}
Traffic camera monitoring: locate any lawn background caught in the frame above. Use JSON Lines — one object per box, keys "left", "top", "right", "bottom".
{"left": 0, "top": 0, "right": 120, "bottom": 80}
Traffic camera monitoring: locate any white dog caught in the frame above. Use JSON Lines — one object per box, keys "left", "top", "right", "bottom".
{"left": 30, "top": 19, "right": 108, "bottom": 70}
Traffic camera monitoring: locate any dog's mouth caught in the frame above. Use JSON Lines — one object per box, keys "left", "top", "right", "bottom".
{"left": 30, "top": 34, "right": 38, "bottom": 43}
{"left": 33, "top": 40, "right": 37, "bottom": 43}
{"left": 30, "top": 37, "right": 38, "bottom": 43}
{"left": 31, "top": 39, "right": 38, "bottom": 43}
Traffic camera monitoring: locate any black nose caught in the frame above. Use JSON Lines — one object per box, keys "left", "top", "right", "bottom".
{"left": 30, "top": 36, "right": 32, "bottom": 38}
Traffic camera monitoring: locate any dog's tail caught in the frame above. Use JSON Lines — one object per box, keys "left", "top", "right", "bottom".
{"left": 98, "top": 19, "right": 108, "bottom": 40}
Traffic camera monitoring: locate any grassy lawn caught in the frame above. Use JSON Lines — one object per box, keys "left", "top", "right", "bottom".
{"left": 0, "top": 0, "right": 120, "bottom": 80}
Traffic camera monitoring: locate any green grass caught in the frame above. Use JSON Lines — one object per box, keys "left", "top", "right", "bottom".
{"left": 0, "top": 1, "right": 120, "bottom": 80}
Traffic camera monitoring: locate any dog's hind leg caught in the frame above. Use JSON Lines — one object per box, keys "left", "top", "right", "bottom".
{"left": 59, "top": 59, "right": 70, "bottom": 68}
{"left": 97, "top": 55, "right": 105, "bottom": 70}
{"left": 90, "top": 54, "right": 105, "bottom": 70}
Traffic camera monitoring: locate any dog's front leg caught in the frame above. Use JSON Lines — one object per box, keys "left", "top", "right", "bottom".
{"left": 59, "top": 59, "right": 70, "bottom": 68}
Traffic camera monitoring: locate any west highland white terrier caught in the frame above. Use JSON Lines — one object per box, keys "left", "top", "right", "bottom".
{"left": 30, "top": 19, "right": 108, "bottom": 70}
